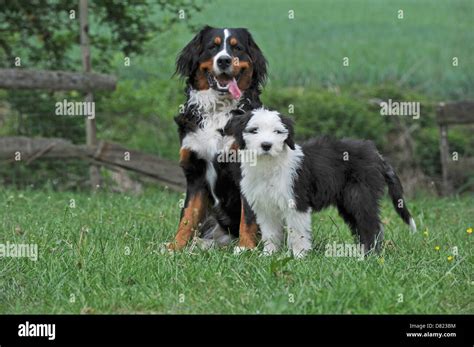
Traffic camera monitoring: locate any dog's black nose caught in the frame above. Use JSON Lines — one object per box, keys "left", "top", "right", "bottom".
{"left": 261, "top": 142, "right": 272, "bottom": 151}
{"left": 217, "top": 56, "right": 232, "bottom": 69}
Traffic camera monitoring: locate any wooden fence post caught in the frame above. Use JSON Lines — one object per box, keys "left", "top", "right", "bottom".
{"left": 436, "top": 101, "right": 474, "bottom": 196}
{"left": 439, "top": 124, "right": 452, "bottom": 196}
{"left": 79, "top": 0, "right": 101, "bottom": 189}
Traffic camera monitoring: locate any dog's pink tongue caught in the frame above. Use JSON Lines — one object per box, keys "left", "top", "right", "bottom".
{"left": 228, "top": 78, "right": 241, "bottom": 99}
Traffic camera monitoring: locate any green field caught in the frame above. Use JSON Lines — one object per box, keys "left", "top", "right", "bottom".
{"left": 1, "top": 188, "right": 472, "bottom": 314}
{"left": 1, "top": 0, "right": 473, "bottom": 315}
{"left": 122, "top": 0, "right": 474, "bottom": 98}
{"left": 98, "top": 0, "right": 474, "bottom": 162}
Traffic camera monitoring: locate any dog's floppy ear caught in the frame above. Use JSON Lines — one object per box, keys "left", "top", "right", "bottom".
{"left": 224, "top": 112, "right": 252, "bottom": 149}
{"left": 280, "top": 115, "right": 296, "bottom": 150}
{"left": 244, "top": 29, "right": 267, "bottom": 88}
{"left": 175, "top": 25, "right": 213, "bottom": 78}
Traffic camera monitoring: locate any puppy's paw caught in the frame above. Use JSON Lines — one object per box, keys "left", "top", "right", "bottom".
{"left": 261, "top": 245, "right": 278, "bottom": 257}
{"left": 291, "top": 245, "right": 311, "bottom": 258}
{"left": 292, "top": 249, "right": 310, "bottom": 258}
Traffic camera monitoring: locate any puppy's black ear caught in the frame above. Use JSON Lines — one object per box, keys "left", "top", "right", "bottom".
{"left": 244, "top": 29, "right": 267, "bottom": 88}
{"left": 224, "top": 112, "right": 252, "bottom": 149}
{"left": 175, "top": 25, "right": 212, "bottom": 78}
{"left": 280, "top": 115, "right": 296, "bottom": 150}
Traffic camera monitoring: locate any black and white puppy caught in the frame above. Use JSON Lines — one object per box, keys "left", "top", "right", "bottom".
{"left": 226, "top": 108, "right": 417, "bottom": 257}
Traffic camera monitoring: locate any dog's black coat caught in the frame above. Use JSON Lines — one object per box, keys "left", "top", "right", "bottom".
{"left": 174, "top": 26, "right": 267, "bottom": 238}
{"left": 295, "top": 137, "right": 412, "bottom": 249}
{"left": 227, "top": 112, "right": 414, "bottom": 251}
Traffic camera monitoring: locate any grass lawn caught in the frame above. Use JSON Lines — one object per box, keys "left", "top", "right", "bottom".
{"left": 0, "top": 188, "right": 472, "bottom": 314}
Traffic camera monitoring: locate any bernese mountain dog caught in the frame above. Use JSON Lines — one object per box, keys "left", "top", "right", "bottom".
{"left": 168, "top": 26, "right": 267, "bottom": 250}
{"left": 226, "top": 108, "right": 417, "bottom": 257}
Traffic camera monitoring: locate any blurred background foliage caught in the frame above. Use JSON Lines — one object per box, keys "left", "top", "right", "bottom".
{"left": 0, "top": 0, "right": 473, "bottom": 193}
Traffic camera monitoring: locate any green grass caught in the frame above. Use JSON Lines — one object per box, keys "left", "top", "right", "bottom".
{"left": 0, "top": 188, "right": 472, "bottom": 314}
{"left": 121, "top": 0, "right": 474, "bottom": 99}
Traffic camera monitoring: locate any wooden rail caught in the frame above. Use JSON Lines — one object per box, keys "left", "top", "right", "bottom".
{"left": 0, "top": 137, "right": 185, "bottom": 191}
{"left": 0, "top": 68, "right": 116, "bottom": 92}
{"left": 436, "top": 101, "right": 474, "bottom": 196}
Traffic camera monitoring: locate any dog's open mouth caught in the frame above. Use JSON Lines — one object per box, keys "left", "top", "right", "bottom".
{"left": 206, "top": 71, "right": 242, "bottom": 99}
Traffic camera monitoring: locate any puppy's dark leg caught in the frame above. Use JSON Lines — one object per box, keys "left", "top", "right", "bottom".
{"left": 169, "top": 148, "right": 209, "bottom": 250}
{"left": 357, "top": 213, "right": 382, "bottom": 254}
{"left": 337, "top": 204, "right": 358, "bottom": 237}
{"left": 340, "top": 184, "right": 383, "bottom": 254}
{"left": 237, "top": 197, "right": 258, "bottom": 250}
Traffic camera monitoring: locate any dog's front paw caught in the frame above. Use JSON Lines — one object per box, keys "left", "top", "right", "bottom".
{"left": 159, "top": 242, "right": 175, "bottom": 254}
{"left": 233, "top": 246, "right": 254, "bottom": 255}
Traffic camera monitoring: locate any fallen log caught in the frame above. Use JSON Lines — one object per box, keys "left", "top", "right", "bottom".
{"left": 0, "top": 136, "right": 184, "bottom": 191}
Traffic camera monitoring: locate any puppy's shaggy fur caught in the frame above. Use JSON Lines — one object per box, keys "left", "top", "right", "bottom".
{"left": 226, "top": 108, "right": 417, "bottom": 257}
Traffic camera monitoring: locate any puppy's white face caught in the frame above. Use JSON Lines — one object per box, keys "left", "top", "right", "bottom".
{"left": 243, "top": 109, "right": 290, "bottom": 157}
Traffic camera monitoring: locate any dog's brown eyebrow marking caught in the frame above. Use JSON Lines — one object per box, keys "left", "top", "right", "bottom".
{"left": 214, "top": 36, "right": 221, "bottom": 45}
{"left": 230, "top": 37, "right": 238, "bottom": 46}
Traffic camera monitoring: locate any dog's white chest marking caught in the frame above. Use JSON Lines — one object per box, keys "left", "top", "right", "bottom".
{"left": 182, "top": 89, "right": 237, "bottom": 162}
{"left": 181, "top": 89, "right": 238, "bottom": 204}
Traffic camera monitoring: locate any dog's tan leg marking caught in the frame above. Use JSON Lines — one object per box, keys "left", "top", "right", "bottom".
{"left": 238, "top": 202, "right": 258, "bottom": 249}
{"left": 168, "top": 148, "right": 208, "bottom": 251}
{"left": 179, "top": 148, "right": 191, "bottom": 167}
{"left": 169, "top": 192, "right": 207, "bottom": 251}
